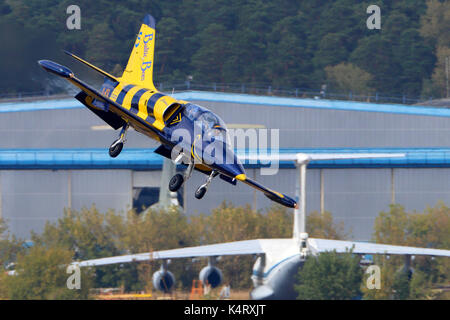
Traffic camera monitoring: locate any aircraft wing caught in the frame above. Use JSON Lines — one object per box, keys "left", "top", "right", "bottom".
{"left": 308, "top": 238, "right": 450, "bottom": 257}
{"left": 73, "top": 239, "right": 291, "bottom": 267}
{"left": 240, "top": 176, "right": 298, "bottom": 208}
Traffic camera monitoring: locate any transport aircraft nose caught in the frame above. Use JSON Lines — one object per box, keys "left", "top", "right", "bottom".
{"left": 250, "top": 285, "right": 275, "bottom": 300}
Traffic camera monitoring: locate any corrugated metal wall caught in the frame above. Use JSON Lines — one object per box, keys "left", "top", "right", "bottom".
{"left": 2, "top": 98, "right": 450, "bottom": 240}
{"left": 198, "top": 101, "right": 450, "bottom": 148}
{"left": 4, "top": 167, "right": 448, "bottom": 240}
{"left": 1, "top": 170, "right": 69, "bottom": 237}
{"left": 184, "top": 166, "right": 450, "bottom": 240}
{"left": 0, "top": 108, "right": 158, "bottom": 149}
{"left": 2, "top": 101, "right": 450, "bottom": 149}
{"left": 1, "top": 170, "right": 134, "bottom": 237}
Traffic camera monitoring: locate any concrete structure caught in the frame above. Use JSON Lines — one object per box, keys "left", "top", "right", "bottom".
{"left": 1, "top": 91, "right": 450, "bottom": 240}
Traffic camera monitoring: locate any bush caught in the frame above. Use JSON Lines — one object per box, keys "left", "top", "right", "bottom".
{"left": 0, "top": 245, "right": 92, "bottom": 300}
{"left": 295, "top": 250, "right": 363, "bottom": 300}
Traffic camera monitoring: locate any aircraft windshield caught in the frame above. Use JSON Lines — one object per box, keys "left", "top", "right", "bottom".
{"left": 183, "top": 104, "right": 229, "bottom": 143}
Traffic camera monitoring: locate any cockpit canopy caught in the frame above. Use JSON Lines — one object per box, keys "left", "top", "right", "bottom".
{"left": 183, "top": 103, "right": 229, "bottom": 143}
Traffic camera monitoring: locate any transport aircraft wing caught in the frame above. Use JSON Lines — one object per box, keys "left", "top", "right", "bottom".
{"left": 73, "top": 238, "right": 450, "bottom": 267}
{"left": 307, "top": 238, "right": 450, "bottom": 257}
{"left": 73, "top": 239, "right": 292, "bottom": 267}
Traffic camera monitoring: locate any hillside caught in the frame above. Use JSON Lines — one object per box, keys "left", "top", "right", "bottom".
{"left": 0, "top": 0, "right": 448, "bottom": 99}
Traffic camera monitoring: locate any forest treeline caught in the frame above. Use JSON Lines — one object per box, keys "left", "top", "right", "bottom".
{"left": 0, "top": 0, "right": 449, "bottom": 98}
{"left": 0, "top": 202, "right": 448, "bottom": 299}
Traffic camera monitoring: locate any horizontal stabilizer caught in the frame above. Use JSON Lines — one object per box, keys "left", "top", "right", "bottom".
{"left": 64, "top": 50, "right": 118, "bottom": 82}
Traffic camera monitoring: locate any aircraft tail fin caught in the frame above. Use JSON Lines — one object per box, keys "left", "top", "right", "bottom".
{"left": 64, "top": 50, "right": 119, "bottom": 83}
{"left": 120, "top": 14, "right": 157, "bottom": 91}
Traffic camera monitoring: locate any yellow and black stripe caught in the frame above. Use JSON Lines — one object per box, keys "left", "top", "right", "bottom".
{"left": 109, "top": 83, "right": 181, "bottom": 131}
{"left": 115, "top": 84, "right": 136, "bottom": 105}
{"left": 130, "top": 89, "right": 148, "bottom": 113}
{"left": 146, "top": 92, "right": 165, "bottom": 116}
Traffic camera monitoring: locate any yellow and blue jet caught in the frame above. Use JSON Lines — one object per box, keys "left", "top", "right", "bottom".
{"left": 38, "top": 14, "right": 297, "bottom": 208}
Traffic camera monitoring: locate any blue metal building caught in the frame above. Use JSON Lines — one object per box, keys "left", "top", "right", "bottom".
{"left": 1, "top": 92, "right": 450, "bottom": 240}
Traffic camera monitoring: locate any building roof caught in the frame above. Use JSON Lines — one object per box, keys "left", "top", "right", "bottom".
{"left": 1, "top": 148, "right": 450, "bottom": 170}
{"left": 2, "top": 91, "right": 450, "bottom": 117}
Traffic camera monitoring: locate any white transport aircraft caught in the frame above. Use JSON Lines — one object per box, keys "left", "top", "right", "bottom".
{"left": 73, "top": 153, "right": 450, "bottom": 300}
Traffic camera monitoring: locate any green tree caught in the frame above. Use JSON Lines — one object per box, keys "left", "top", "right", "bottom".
{"left": 261, "top": 205, "right": 292, "bottom": 238}
{"left": 33, "top": 206, "right": 132, "bottom": 290}
{"left": 155, "top": 17, "right": 184, "bottom": 82}
{"left": 365, "top": 203, "right": 450, "bottom": 300}
{"left": 363, "top": 258, "right": 435, "bottom": 300}
{"left": 1, "top": 245, "right": 92, "bottom": 299}
{"left": 395, "top": 28, "right": 435, "bottom": 96}
{"left": 306, "top": 210, "right": 348, "bottom": 240}
{"left": 0, "top": 218, "right": 24, "bottom": 271}
{"left": 350, "top": 35, "right": 401, "bottom": 95}
{"left": 392, "top": 269, "right": 411, "bottom": 300}
{"left": 85, "top": 22, "right": 122, "bottom": 70}
{"left": 191, "top": 202, "right": 263, "bottom": 288}
{"left": 373, "top": 204, "right": 409, "bottom": 245}
{"left": 265, "top": 15, "right": 310, "bottom": 88}
{"left": 407, "top": 203, "right": 450, "bottom": 285}
{"left": 430, "top": 46, "right": 450, "bottom": 98}
{"left": 0, "top": 0, "right": 443, "bottom": 98}
{"left": 313, "top": 33, "right": 349, "bottom": 71}
{"left": 325, "top": 62, "right": 374, "bottom": 95}
{"left": 420, "top": 0, "right": 450, "bottom": 47}
{"left": 362, "top": 255, "right": 397, "bottom": 300}
{"left": 408, "top": 270, "right": 434, "bottom": 300}
{"left": 191, "top": 23, "right": 231, "bottom": 83}
{"left": 295, "top": 250, "right": 363, "bottom": 300}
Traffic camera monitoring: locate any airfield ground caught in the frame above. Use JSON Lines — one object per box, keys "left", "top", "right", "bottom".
{"left": 95, "top": 288, "right": 251, "bottom": 300}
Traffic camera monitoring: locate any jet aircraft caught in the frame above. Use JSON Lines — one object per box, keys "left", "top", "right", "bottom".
{"left": 38, "top": 14, "right": 297, "bottom": 208}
